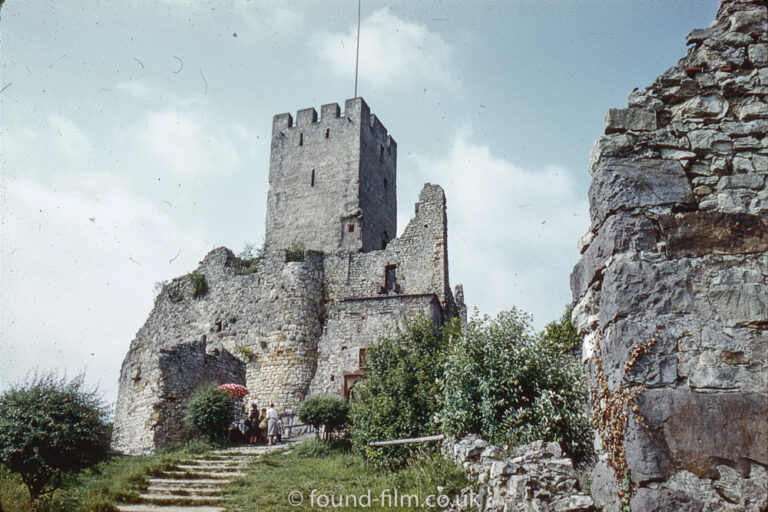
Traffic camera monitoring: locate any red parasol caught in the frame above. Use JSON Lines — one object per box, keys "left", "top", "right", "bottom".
{"left": 218, "top": 383, "right": 249, "bottom": 398}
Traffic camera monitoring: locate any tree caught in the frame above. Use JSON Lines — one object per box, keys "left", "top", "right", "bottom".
{"left": 439, "top": 309, "right": 593, "bottom": 462}
{"left": 184, "top": 384, "right": 234, "bottom": 442}
{"left": 297, "top": 395, "right": 349, "bottom": 440}
{"left": 349, "top": 317, "right": 460, "bottom": 468}
{"left": 0, "top": 372, "right": 111, "bottom": 509}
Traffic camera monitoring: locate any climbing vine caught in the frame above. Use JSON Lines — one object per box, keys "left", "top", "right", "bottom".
{"left": 590, "top": 331, "right": 656, "bottom": 510}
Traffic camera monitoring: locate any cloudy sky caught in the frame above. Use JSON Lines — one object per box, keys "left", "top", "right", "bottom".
{"left": 0, "top": 0, "right": 719, "bottom": 404}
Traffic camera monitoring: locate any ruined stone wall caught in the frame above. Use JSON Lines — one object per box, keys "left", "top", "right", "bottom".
{"left": 112, "top": 336, "right": 244, "bottom": 455}
{"left": 112, "top": 247, "right": 324, "bottom": 452}
{"left": 572, "top": 1, "right": 768, "bottom": 510}
{"left": 112, "top": 185, "right": 461, "bottom": 453}
{"left": 325, "top": 184, "right": 454, "bottom": 308}
{"left": 152, "top": 341, "right": 244, "bottom": 450}
{"left": 308, "top": 294, "right": 443, "bottom": 397}
{"left": 265, "top": 98, "right": 396, "bottom": 254}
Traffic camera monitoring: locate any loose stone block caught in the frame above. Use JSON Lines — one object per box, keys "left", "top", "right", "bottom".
{"left": 605, "top": 108, "right": 657, "bottom": 134}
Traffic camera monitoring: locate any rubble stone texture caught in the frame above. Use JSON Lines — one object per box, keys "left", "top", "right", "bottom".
{"left": 442, "top": 435, "right": 594, "bottom": 512}
{"left": 112, "top": 98, "right": 464, "bottom": 454}
{"left": 572, "top": 0, "right": 768, "bottom": 510}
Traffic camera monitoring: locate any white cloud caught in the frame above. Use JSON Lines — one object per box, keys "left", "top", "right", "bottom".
{"left": 314, "top": 8, "right": 456, "bottom": 90}
{"left": 117, "top": 80, "right": 152, "bottom": 99}
{"left": 48, "top": 115, "right": 91, "bottom": 159}
{"left": 409, "top": 128, "right": 589, "bottom": 328}
{"left": 0, "top": 175, "right": 211, "bottom": 402}
{"left": 135, "top": 108, "right": 244, "bottom": 177}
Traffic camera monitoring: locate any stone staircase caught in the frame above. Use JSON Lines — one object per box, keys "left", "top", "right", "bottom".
{"left": 116, "top": 444, "right": 289, "bottom": 512}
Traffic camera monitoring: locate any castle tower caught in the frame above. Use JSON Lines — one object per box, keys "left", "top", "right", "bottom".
{"left": 265, "top": 97, "right": 397, "bottom": 254}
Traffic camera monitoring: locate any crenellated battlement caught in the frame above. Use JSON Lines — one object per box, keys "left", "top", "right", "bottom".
{"left": 272, "top": 97, "right": 396, "bottom": 149}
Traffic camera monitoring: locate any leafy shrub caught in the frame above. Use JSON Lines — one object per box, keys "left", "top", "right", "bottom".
{"left": 0, "top": 372, "right": 111, "bottom": 508}
{"left": 189, "top": 271, "right": 208, "bottom": 298}
{"left": 183, "top": 384, "right": 233, "bottom": 442}
{"left": 297, "top": 395, "right": 349, "bottom": 440}
{"left": 439, "top": 309, "right": 593, "bottom": 462}
{"left": 233, "top": 242, "right": 265, "bottom": 275}
{"left": 349, "top": 318, "right": 460, "bottom": 468}
{"left": 285, "top": 241, "right": 305, "bottom": 262}
{"left": 539, "top": 304, "right": 581, "bottom": 355}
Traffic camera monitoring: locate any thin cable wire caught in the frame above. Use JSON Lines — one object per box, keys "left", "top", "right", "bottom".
{"left": 354, "top": 0, "right": 361, "bottom": 98}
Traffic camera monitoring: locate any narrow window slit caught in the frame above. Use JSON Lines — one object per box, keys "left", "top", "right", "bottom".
{"left": 311, "top": 169, "right": 315, "bottom": 186}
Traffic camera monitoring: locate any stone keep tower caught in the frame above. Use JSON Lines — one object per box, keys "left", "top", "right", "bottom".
{"left": 265, "top": 97, "right": 397, "bottom": 253}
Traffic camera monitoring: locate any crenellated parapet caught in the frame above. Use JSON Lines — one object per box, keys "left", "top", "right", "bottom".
{"left": 271, "top": 98, "right": 396, "bottom": 150}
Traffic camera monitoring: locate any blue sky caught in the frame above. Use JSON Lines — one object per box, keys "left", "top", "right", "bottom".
{"left": 0, "top": 0, "right": 720, "bottom": 404}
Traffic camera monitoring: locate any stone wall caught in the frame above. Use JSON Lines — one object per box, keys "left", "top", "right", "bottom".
{"left": 571, "top": 1, "right": 768, "bottom": 510}
{"left": 442, "top": 435, "right": 594, "bottom": 512}
{"left": 113, "top": 181, "right": 463, "bottom": 453}
{"left": 112, "top": 336, "right": 244, "bottom": 455}
{"left": 324, "top": 184, "right": 455, "bottom": 309}
{"left": 308, "top": 294, "right": 443, "bottom": 397}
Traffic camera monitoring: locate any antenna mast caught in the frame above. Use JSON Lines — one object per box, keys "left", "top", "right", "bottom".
{"left": 354, "top": 0, "right": 361, "bottom": 98}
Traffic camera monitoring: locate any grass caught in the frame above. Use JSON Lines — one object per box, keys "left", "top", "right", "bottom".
{"left": 2, "top": 439, "right": 470, "bottom": 512}
{"left": 226, "top": 439, "right": 470, "bottom": 511}
{"left": 0, "top": 438, "right": 216, "bottom": 512}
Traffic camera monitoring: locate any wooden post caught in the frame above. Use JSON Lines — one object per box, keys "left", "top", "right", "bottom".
{"left": 367, "top": 434, "right": 445, "bottom": 447}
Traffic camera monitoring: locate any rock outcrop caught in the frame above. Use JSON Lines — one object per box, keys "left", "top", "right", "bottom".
{"left": 572, "top": 0, "right": 768, "bottom": 510}
{"left": 442, "top": 435, "right": 594, "bottom": 512}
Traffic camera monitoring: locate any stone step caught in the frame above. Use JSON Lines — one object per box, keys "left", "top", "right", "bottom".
{"left": 116, "top": 505, "right": 225, "bottom": 512}
{"left": 138, "top": 493, "right": 228, "bottom": 506}
{"left": 161, "top": 470, "right": 245, "bottom": 480}
{"left": 187, "top": 458, "right": 250, "bottom": 465}
{"left": 194, "top": 453, "right": 253, "bottom": 462}
{"left": 147, "top": 478, "right": 230, "bottom": 488}
{"left": 175, "top": 464, "right": 247, "bottom": 472}
{"left": 145, "top": 485, "right": 225, "bottom": 496}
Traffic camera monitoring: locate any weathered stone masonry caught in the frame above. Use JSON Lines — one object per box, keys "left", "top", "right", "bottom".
{"left": 112, "top": 98, "right": 464, "bottom": 454}
{"left": 572, "top": 1, "right": 768, "bottom": 510}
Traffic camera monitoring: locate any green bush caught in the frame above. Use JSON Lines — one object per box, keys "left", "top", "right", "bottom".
{"left": 284, "top": 241, "right": 305, "bottom": 262}
{"left": 349, "top": 317, "right": 460, "bottom": 468}
{"left": 189, "top": 271, "right": 208, "bottom": 298}
{"left": 233, "top": 242, "right": 265, "bottom": 275}
{"left": 297, "top": 395, "right": 349, "bottom": 440}
{"left": 183, "top": 385, "right": 233, "bottom": 442}
{"left": 0, "top": 372, "right": 111, "bottom": 508}
{"left": 439, "top": 309, "right": 593, "bottom": 462}
{"left": 539, "top": 304, "right": 581, "bottom": 355}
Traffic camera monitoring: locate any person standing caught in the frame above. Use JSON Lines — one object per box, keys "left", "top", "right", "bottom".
{"left": 266, "top": 403, "right": 279, "bottom": 445}
{"left": 247, "top": 403, "right": 259, "bottom": 444}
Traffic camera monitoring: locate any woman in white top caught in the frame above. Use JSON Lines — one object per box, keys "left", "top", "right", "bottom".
{"left": 266, "top": 404, "right": 279, "bottom": 445}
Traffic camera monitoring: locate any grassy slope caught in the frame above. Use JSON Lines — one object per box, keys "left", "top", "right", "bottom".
{"left": 0, "top": 440, "right": 214, "bottom": 512}
{"left": 2, "top": 440, "right": 470, "bottom": 512}
{"left": 226, "top": 440, "right": 470, "bottom": 512}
